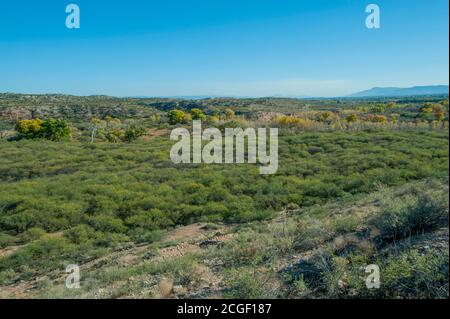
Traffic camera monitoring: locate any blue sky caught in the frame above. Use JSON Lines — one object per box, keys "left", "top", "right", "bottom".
{"left": 0, "top": 0, "right": 448, "bottom": 97}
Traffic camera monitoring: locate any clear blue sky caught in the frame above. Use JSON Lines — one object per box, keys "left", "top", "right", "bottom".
{"left": 0, "top": 0, "right": 448, "bottom": 97}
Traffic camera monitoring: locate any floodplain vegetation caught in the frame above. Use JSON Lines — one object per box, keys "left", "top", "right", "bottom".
{"left": 0, "top": 93, "right": 448, "bottom": 299}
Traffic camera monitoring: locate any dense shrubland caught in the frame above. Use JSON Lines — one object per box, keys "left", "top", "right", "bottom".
{"left": 0, "top": 129, "right": 448, "bottom": 285}
{"left": 0, "top": 93, "right": 448, "bottom": 298}
{"left": 22, "top": 178, "right": 448, "bottom": 299}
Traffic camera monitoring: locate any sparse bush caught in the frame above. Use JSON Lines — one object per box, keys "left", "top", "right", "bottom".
{"left": 379, "top": 249, "right": 449, "bottom": 299}
{"left": 224, "top": 268, "right": 276, "bottom": 299}
{"left": 330, "top": 215, "right": 361, "bottom": 234}
{"left": 0, "top": 237, "right": 76, "bottom": 284}
{"left": 371, "top": 188, "right": 449, "bottom": 242}
{"left": 283, "top": 251, "right": 334, "bottom": 293}
{"left": 292, "top": 218, "right": 330, "bottom": 251}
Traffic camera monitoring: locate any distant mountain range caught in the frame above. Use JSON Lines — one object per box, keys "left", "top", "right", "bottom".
{"left": 140, "top": 85, "right": 449, "bottom": 99}
{"left": 349, "top": 85, "right": 449, "bottom": 98}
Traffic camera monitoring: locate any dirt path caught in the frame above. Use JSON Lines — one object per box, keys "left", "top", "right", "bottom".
{"left": 0, "top": 222, "right": 235, "bottom": 298}
{"left": 141, "top": 128, "right": 169, "bottom": 141}
{"left": 0, "top": 245, "right": 23, "bottom": 259}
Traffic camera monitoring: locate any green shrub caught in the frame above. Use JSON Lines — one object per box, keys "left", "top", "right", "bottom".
{"left": 123, "top": 125, "right": 146, "bottom": 142}
{"left": 0, "top": 237, "right": 74, "bottom": 283}
{"left": 0, "top": 209, "right": 41, "bottom": 233}
{"left": 42, "top": 119, "right": 72, "bottom": 141}
{"left": 127, "top": 228, "right": 164, "bottom": 244}
{"left": 0, "top": 127, "right": 448, "bottom": 290}
{"left": 371, "top": 189, "right": 448, "bottom": 241}
{"left": 330, "top": 215, "right": 361, "bottom": 234}
{"left": 0, "top": 232, "right": 16, "bottom": 248}
{"left": 282, "top": 251, "right": 334, "bottom": 294}
{"left": 339, "top": 248, "right": 449, "bottom": 299}
{"left": 293, "top": 218, "right": 330, "bottom": 251}
{"left": 224, "top": 268, "right": 275, "bottom": 299}
{"left": 20, "top": 227, "right": 46, "bottom": 242}
{"left": 379, "top": 249, "right": 449, "bottom": 299}
{"left": 93, "top": 232, "right": 130, "bottom": 247}
{"left": 65, "top": 225, "right": 96, "bottom": 244}
{"left": 125, "top": 209, "right": 173, "bottom": 230}
{"left": 88, "top": 215, "right": 127, "bottom": 233}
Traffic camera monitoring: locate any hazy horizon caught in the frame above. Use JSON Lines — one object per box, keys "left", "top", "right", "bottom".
{"left": 1, "top": 84, "right": 448, "bottom": 100}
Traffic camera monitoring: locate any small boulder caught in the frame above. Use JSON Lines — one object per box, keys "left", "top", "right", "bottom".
{"left": 158, "top": 278, "right": 174, "bottom": 298}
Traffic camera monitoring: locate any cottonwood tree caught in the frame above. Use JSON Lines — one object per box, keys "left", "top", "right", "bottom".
{"left": 168, "top": 110, "right": 187, "bottom": 125}
{"left": 89, "top": 117, "right": 101, "bottom": 143}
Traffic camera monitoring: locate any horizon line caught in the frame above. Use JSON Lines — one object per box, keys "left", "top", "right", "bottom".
{"left": 1, "top": 84, "right": 449, "bottom": 100}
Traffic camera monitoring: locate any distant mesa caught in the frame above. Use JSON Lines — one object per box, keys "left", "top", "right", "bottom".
{"left": 349, "top": 85, "right": 449, "bottom": 98}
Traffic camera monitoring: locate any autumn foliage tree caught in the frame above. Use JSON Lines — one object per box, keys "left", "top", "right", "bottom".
{"left": 15, "top": 119, "right": 45, "bottom": 139}
{"left": 15, "top": 118, "right": 71, "bottom": 141}
{"left": 191, "top": 108, "right": 206, "bottom": 121}
{"left": 317, "top": 111, "right": 334, "bottom": 124}
{"left": 367, "top": 115, "right": 388, "bottom": 124}
{"left": 346, "top": 114, "right": 358, "bottom": 123}
{"left": 224, "top": 109, "right": 235, "bottom": 120}
{"left": 419, "top": 103, "right": 447, "bottom": 122}
{"left": 432, "top": 104, "right": 445, "bottom": 121}
{"left": 168, "top": 110, "right": 187, "bottom": 125}
{"left": 88, "top": 117, "right": 146, "bottom": 143}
